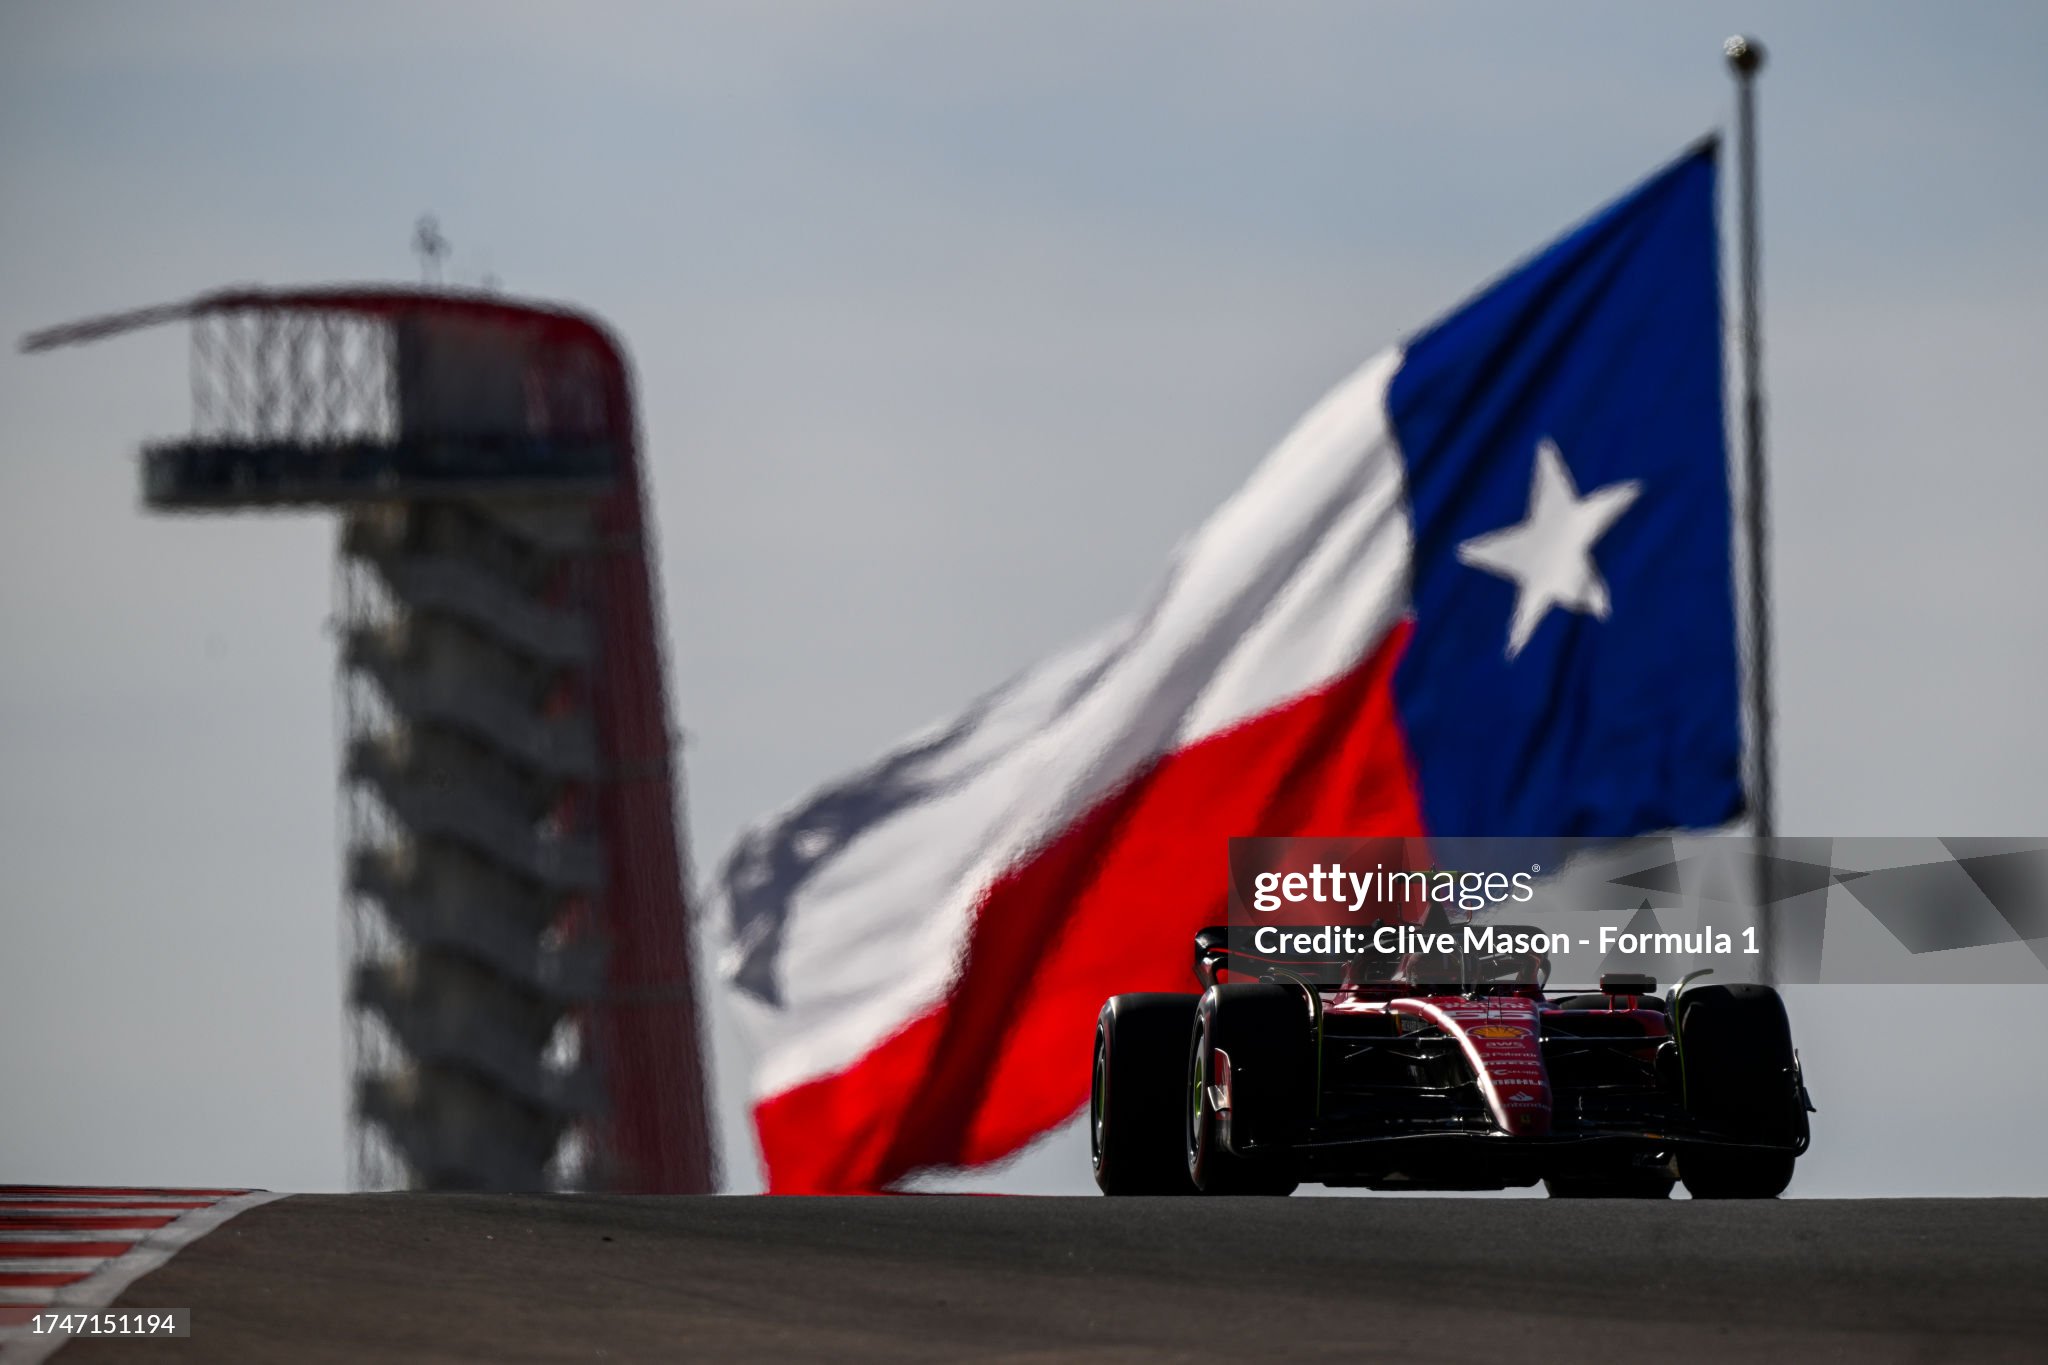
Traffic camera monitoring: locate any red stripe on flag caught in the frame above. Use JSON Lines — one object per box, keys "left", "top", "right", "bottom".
{"left": 755, "top": 622, "right": 1424, "bottom": 1192}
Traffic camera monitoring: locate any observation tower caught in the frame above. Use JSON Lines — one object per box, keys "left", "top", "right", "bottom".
{"left": 25, "top": 288, "right": 714, "bottom": 1193}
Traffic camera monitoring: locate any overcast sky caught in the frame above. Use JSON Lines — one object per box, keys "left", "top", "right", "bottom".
{"left": 3, "top": 1, "right": 2045, "bottom": 1196}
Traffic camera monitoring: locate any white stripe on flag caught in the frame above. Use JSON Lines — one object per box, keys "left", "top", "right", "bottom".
{"left": 736, "top": 346, "right": 1412, "bottom": 1100}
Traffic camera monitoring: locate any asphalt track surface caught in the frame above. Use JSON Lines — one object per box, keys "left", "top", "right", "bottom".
{"left": 63, "top": 1195, "right": 2048, "bottom": 1363}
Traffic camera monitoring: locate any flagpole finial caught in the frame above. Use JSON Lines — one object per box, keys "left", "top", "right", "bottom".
{"left": 1723, "top": 34, "right": 1765, "bottom": 76}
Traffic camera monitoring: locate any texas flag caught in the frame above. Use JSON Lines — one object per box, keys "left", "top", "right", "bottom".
{"left": 719, "top": 141, "right": 1743, "bottom": 1193}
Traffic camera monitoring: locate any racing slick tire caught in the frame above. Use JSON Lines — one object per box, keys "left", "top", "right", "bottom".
{"left": 1186, "top": 984, "right": 1308, "bottom": 1196}
{"left": 1093, "top": 994, "right": 1201, "bottom": 1194}
{"left": 1674, "top": 983, "right": 1803, "bottom": 1199}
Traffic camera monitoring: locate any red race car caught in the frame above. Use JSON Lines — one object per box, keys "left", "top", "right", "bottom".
{"left": 1091, "top": 924, "right": 1813, "bottom": 1198}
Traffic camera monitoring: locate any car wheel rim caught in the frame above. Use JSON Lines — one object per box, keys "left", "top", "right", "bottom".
{"left": 1090, "top": 1028, "right": 1108, "bottom": 1168}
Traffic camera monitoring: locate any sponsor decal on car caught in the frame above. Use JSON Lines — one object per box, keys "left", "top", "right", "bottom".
{"left": 1468, "top": 1024, "right": 1532, "bottom": 1040}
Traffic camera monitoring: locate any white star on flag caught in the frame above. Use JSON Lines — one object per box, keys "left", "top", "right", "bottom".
{"left": 1456, "top": 438, "right": 1643, "bottom": 660}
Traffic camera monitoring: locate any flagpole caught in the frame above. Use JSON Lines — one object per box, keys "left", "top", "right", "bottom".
{"left": 1725, "top": 34, "right": 1776, "bottom": 979}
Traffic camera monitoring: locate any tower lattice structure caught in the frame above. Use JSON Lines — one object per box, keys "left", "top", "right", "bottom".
{"left": 26, "top": 288, "right": 715, "bottom": 1193}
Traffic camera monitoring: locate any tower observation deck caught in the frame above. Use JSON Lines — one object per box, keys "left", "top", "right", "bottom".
{"left": 25, "top": 288, "right": 715, "bottom": 1193}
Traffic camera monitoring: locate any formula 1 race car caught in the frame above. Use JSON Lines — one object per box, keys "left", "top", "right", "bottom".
{"left": 1091, "top": 924, "right": 1813, "bottom": 1198}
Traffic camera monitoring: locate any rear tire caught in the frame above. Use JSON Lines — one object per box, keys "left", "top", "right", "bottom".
{"left": 1187, "top": 984, "right": 1307, "bottom": 1196}
{"left": 1092, "top": 994, "right": 1200, "bottom": 1194}
{"left": 1675, "top": 983, "right": 1803, "bottom": 1199}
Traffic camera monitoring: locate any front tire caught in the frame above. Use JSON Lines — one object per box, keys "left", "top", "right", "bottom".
{"left": 1187, "top": 984, "right": 1306, "bottom": 1196}
{"left": 1092, "top": 994, "right": 1200, "bottom": 1194}
{"left": 1681, "top": 1148, "right": 1796, "bottom": 1199}
{"left": 1675, "top": 983, "right": 1804, "bottom": 1199}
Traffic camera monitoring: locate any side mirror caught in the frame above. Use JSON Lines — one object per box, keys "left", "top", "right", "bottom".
{"left": 1193, "top": 926, "right": 1232, "bottom": 987}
